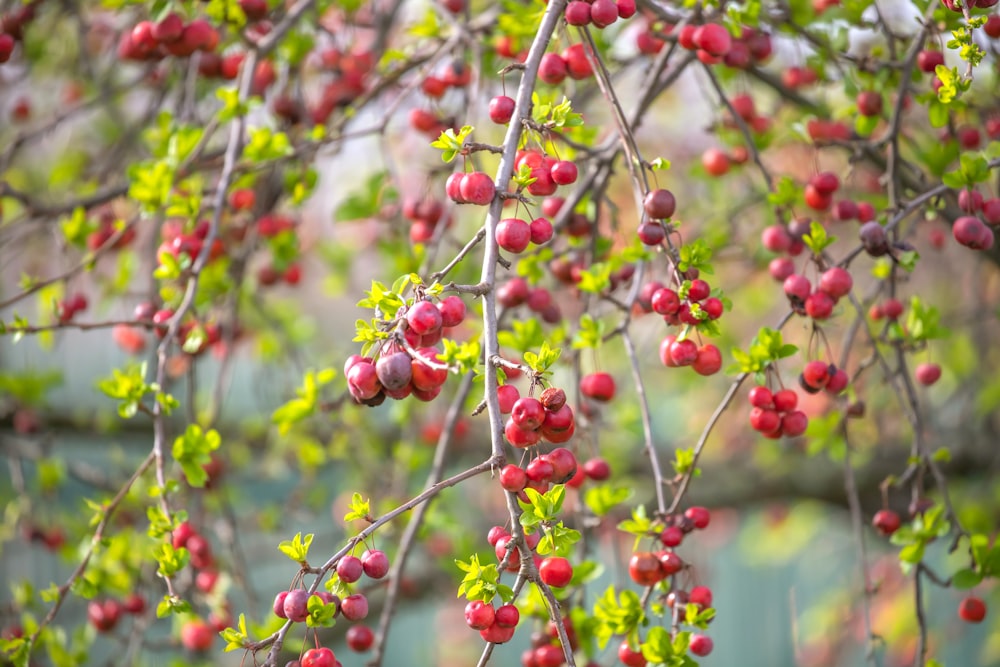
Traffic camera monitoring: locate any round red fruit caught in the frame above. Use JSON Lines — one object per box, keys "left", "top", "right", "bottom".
{"left": 361, "top": 549, "right": 389, "bottom": 579}
{"left": 583, "top": 457, "right": 610, "bottom": 480}
{"left": 346, "top": 625, "right": 374, "bottom": 652}
{"left": 465, "top": 600, "right": 496, "bottom": 630}
{"left": 628, "top": 552, "right": 664, "bottom": 586}
{"left": 538, "top": 53, "right": 567, "bottom": 85}
{"left": 690, "top": 634, "right": 714, "bottom": 657}
{"left": 181, "top": 619, "right": 214, "bottom": 652}
{"left": 580, "top": 372, "right": 615, "bottom": 401}
{"left": 694, "top": 23, "right": 731, "bottom": 57}
{"left": 958, "top": 596, "right": 987, "bottom": 624}
{"left": 644, "top": 189, "right": 677, "bottom": 219}
{"left": 618, "top": 640, "right": 648, "bottom": 667}
{"left": 818, "top": 267, "right": 853, "bottom": 299}
{"left": 692, "top": 344, "right": 722, "bottom": 376}
{"left": 488, "top": 95, "right": 515, "bottom": 124}
{"left": 496, "top": 218, "right": 531, "bottom": 253}
{"left": 915, "top": 362, "right": 941, "bottom": 386}
{"left": 495, "top": 603, "right": 520, "bottom": 628}
{"left": 550, "top": 160, "right": 578, "bottom": 185}
{"left": 748, "top": 386, "right": 774, "bottom": 409}
{"left": 302, "top": 647, "right": 337, "bottom": 667}
{"left": 872, "top": 509, "right": 901, "bottom": 536}
{"left": 460, "top": 172, "right": 496, "bottom": 205}
{"left": 685, "top": 506, "right": 711, "bottom": 529}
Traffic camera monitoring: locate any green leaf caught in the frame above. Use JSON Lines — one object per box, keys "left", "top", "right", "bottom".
{"left": 802, "top": 221, "right": 836, "bottom": 255}
{"left": 951, "top": 568, "right": 982, "bottom": 590}
{"left": 172, "top": 424, "right": 222, "bottom": 488}
{"left": 583, "top": 484, "right": 634, "bottom": 517}
{"left": 430, "top": 126, "right": 474, "bottom": 163}
{"left": 641, "top": 626, "right": 674, "bottom": 663}
{"left": 277, "top": 532, "right": 314, "bottom": 564}
{"left": 344, "top": 492, "right": 371, "bottom": 522}
{"left": 592, "top": 585, "right": 645, "bottom": 650}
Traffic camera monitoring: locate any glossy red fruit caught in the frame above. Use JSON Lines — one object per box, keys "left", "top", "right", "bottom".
{"left": 694, "top": 23, "right": 731, "bottom": 57}
{"left": 583, "top": 457, "right": 610, "bottom": 480}
{"left": 460, "top": 172, "right": 496, "bottom": 205}
{"left": 465, "top": 600, "right": 496, "bottom": 630}
{"left": 958, "top": 596, "right": 987, "bottom": 623}
{"left": 500, "top": 464, "right": 528, "bottom": 492}
{"left": 361, "top": 549, "right": 389, "bottom": 579}
{"left": 181, "top": 619, "right": 214, "bottom": 651}
{"left": 692, "top": 344, "right": 722, "bottom": 376}
{"left": 660, "top": 526, "right": 683, "bottom": 547}
{"left": 538, "top": 557, "right": 573, "bottom": 587}
{"left": 774, "top": 388, "right": 799, "bottom": 411}
{"left": 618, "top": 640, "right": 648, "bottom": 667}
{"left": 498, "top": 384, "right": 520, "bottom": 414}
{"left": 802, "top": 360, "right": 831, "bottom": 389}
{"left": 550, "top": 160, "right": 578, "bottom": 185}
{"left": 685, "top": 506, "right": 711, "bottom": 529}
{"left": 506, "top": 419, "right": 541, "bottom": 448}
{"left": 805, "top": 291, "right": 835, "bottom": 320}
{"left": 495, "top": 603, "right": 520, "bottom": 628}
{"left": 750, "top": 407, "right": 780, "bottom": 433}
{"left": 644, "top": 189, "right": 677, "bottom": 219}
{"left": 283, "top": 589, "right": 310, "bottom": 622}
{"left": 668, "top": 338, "right": 698, "bottom": 366}
{"left": 87, "top": 599, "right": 123, "bottom": 633}
{"left": 658, "top": 550, "right": 684, "bottom": 576}
{"left": 346, "top": 625, "right": 374, "bottom": 652}
{"left": 856, "top": 91, "right": 883, "bottom": 117}
{"left": 917, "top": 50, "right": 944, "bottom": 73}
{"left": 496, "top": 218, "right": 531, "bottom": 253}
{"left": 565, "top": 1, "right": 592, "bottom": 25}
{"left": 748, "top": 386, "right": 774, "bottom": 409}
{"left": 480, "top": 621, "right": 517, "bottom": 643}
{"left": 689, "top": 634, "right": 714, "bottom": 657}
{"left": 628, "top": 552, "right": 663, "bottom": 586}
{"left": 702, "top": 148, "right": 730, "bottom": 176}
{"left": 780, "top": 410, "right": 808, "bottom": 437}
{"left": 302, "top": 647, "right": 337, "bottom": 667}
{"left": 651, "top": 288, "right": 680, "bottom": 315}
{"left": 340, "top": 593, "right": 369, "bottom": 621}
{"left": 953, "top": 216, "right": 993, "bottom": 250}
{"left": 590, "top": 0, "right": 619, "bottom": 28}
{"left": 580, "top": 372, "right": 615, "bottom": 401}
{"left": 407, "top": 300, "right": 442, "bottom": 335}
{"left": 915, "top": 362, "right": 941, "bottom": 386}
{"left": 538, "top": 53, "right": 567, "bottom": 85}
{"left": 512, "top": 397, "right": 546, "bottom": 431}
{"left": 637, "top": 222, "right": 666, "bottom": 246}
{"left": 530, "top": 217, "right": 554, "bottom": 245}
{"left": 761, "top": 224, "right": 792, "bottom": 253}
{"left": 489, "top": 95, "right": 516, "bottom": 124}
{"left": 872, "top": 509, "right": 901, "bottom": 536}
{"left": 544, "top": 447, "right": 578, "bottom": 482}
{"left": 818, "top": 267, "right": 853, "bottom": 299}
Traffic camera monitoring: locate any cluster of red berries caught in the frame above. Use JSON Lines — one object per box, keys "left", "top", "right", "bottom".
{"left": 496, "top": 277, "right": 562, "bottom": 323}
{"left": 118, "top": 12, "right": 222, "bottom": 61}
{"left": 676, "top": 23, "right": 772, "bottom": 69}
{"left": 637, "top": 188, "right": 676, "bottom": 246}
{"left": 402, "top": 195, "right": 450, "bottom": 244}
{"left": 781, "top": 266, "right": 853, "bottom": 321}
{"left": 537, "top": 43, "right": 597, "bottom": 84}
{"left": 636, "top": 276, "right": 724, "bottom": 376}
{"left": 408, "top": 60, "right": 472, "bottom": 137}
{"left": 500, "top": 385, "right": 576, "bottom": 447}
{"left": 520, "top": 617, "right": 590, "bottom": 667}
{"left": 86, "top": 594, "right": 144, "bottom": 634}
{"left": 722, "top": 93, "right": 771, "bottom": 135}
{"left": 499, "top": 446, "right": 579, "bottom": 500}
{"left": 345, "top": 296, "right": 466, "bottom": 406}
{"left": 564, "top": 0, "right": 636, "bottom": 29}
{"left": 446, "top": 170, "right": 496, "bottom": 206}
{"left": 56, "top": 293, "right": 89, "bottom": 324}
{"left": 517, "top": 149, "right": 579, "bottom": 197}
{"left": 86, "top": 208, "right": 137, "bottom": 252}
{"left": 464, "top": 599, "right": 521, "bottom": 644}
{"left": 747, "top": 385, "right": 809, "bottom": 438}
{"left": 623, "top": 508, "right": 716, "bottom": 660}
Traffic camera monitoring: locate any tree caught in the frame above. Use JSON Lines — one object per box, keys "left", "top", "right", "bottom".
{"left": 1, "top": 0, "right": 998, "bottom": 666}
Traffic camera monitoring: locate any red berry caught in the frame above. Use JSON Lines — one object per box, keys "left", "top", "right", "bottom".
{"left": 772, "top": 389, "right": 797, "bottom": 412}
{"left": 810, "top": 171, "right": 840, "bottom": 195}
{"left": 346, "top": 625, "right": 374, "bottom": 652}
{"left": 565, "top": 1, "right": 592, "bottom": 25}
{"left": 689, "top": 634, "right": 714, "bottom": 657}
{"left": 692, "top": 344, "right": 722, "bottom": 376}
{"left": 583, "top": 457, "right": 610, "bottom": 480}
{"left": 550, "top": 160, "right": 578, "bottom": 185}
{"left": 802, "top": 360, "right": 831, "bottom": 389}
{"left": 872, "top": 509, "right": 901, "bottom": 536}
{"left": 361, "top": 549, "right": 389, "bottom": 579}
{"left": 489, "top": 95, "right": 516, "bottom": 124}
{"left": 589, "top": 0, "right": 619, "bottom": 28}
{"left": 856, "top": 91, "right": 883, "bottom": 117}
{"left": 407, "top": 300, "right": 443, "bottom": 335}
{"left": 465, "top": 600, "right": 496, "bottom": 630}
{"left": 750, "top": 407, "right": 780, "bottom": 432}
{"left": 748, "top": 386, "right": 774, "bottom": 409}
{"left": 959, "top": 596, "right": 987, "bottom": 623}
{"left": 805, "top": 291, "right": 835, "bottom": 320}
{"left": 669, "top": 338, "right": 698, "bottom": 366}
{"left": 498, "top": 384, "right": 520, "bottom": 414}
{"left": 580, "top": 372, "right": 616, "bottom": 401}
{"left": 495, "top": 603, "right": 520, "bottom": 628}
{"left": 496, "top": 218, "right": 531, "bottom": 254}
{"left": 761, "top": 224, "right": 792, "bottom": 253}
{"left": 529, "top": 217, "right": 554, "bottom": 245}
{"left": 780, "top": 410, "right": 808, "bottom": 437}
{"left": 643, "top": 189, "right": 677, "bottom": 219}
{"left": 818, "top": 267, "right": 853, "bottom": 299}
{"left": 660, "top": 526, "right": 683, "bottom": 547}
{"left": 460, "top": 172, "right": 496, "bottom": 205}
{"left": 283, "top": 589, "right": 310, "bottom": 622}
{"left": 685, "top": 506, "right": 711, "bottom": 529}
{"left": 915, "top": 362, "right": 941, "bottom": 386}
{"left": 702, "top": 148, "right": 730, "bottom": 176}
{"left": 538, "top": 53, "right": 567, "bottom": 85}
{"left": 512, "top": 397, "right": 545, "bottom": 430}
{"left": 637, "top": 222, "right": 666, "bottom": 246}
{"left": 340, "top": 593, "right": 369, "bottom": 621}
{"left": 917, "top": 50, "right": 944, "bottom": 73}
{"left": 181, "top": 619, "right": 214, "bottom": 652}
{"left": 302, "top": 647, "right": 337, "bottom": 667}
{"left": 694, "top": 23, "right": 731, "bottom": 57}
{"left": 618, "top": 640, "right": 648, "bottom": 667}
{"left": 538, "top": 557, "right": 573, "bottom": 588}
{"left": 628, "top": 552, "right": 664, "bottom": 586}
